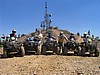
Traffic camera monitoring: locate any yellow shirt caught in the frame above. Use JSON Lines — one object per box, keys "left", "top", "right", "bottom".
{"left": 58, "top": 36, "right": 66, "bottom": 42}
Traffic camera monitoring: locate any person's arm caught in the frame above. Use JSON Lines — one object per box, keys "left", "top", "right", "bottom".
{"left": 64, "top": 35, "right": 69, "bottom": 42}
{"left": 64, "top": 35, "right": 68, "bottom": 41}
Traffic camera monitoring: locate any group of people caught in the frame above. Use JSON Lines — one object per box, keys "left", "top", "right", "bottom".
{"left": 82, "top": 32, "right": 93, "bottom": 44}
{"left": 1, "top": 29, "right": 94, "bottom": 48}
{"left": 26, "top": 30, "right": 77, "bottom": 51}
{"left": 26, "top": 29, "right": 94, "bottom": 47}
{"left": 0, "top": 30, "right": 17, "bottom": 43}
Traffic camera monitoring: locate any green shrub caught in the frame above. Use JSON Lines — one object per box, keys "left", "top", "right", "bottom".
{"left": 59, "top": 29, "right": 70, "bottom": 34}
{"left": 46, "top": 29, "right": 52, "bottom": 33}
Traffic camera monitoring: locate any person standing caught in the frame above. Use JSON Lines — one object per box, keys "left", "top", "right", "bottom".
{"left": 57, "top": 32, "right": 68, "bottom": 54}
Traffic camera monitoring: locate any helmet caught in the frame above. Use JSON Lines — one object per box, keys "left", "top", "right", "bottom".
{"left": 84, "top": 32, "right": 87, "bottom": 35}
{"left": 12, "top": 30, "right": 16, "bottom": 33}
{"left": 60, "top": 32, "right": 64, "bottom": 36}
{"left": 70, "top": 33, "right": 74, "bottom": 35}
{"left": 60, "top": 32, "right": 64, "bottom": 35}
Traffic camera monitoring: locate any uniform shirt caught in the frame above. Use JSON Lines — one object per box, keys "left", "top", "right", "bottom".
{"left": 83, "top": 38, "right": 88, "bottom": 43}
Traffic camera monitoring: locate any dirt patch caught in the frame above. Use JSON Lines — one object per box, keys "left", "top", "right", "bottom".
{"left": 0, "top": 55, "right": 100, "bottom": 75}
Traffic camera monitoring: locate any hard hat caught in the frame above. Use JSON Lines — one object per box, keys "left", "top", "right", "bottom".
{"left": 84, "top": 32, "right": 87, "bottom": 35}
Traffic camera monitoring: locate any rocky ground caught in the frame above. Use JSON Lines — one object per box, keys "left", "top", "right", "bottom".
{"left": 0, "top": 48, "right": 100, "bottom": 75}
{"left": 0, "top": 29, "right": 100, "bottom": 75}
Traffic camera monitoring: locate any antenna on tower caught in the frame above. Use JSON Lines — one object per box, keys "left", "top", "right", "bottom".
{"left": 45, "top": 1, "right": 48, "bottom": 14}
{"left": 40, "top": 2, "right": 52, "bottom": 30}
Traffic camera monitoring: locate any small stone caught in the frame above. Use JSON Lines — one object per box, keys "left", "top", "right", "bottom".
{"left": 90, "top": 71, "right": 93, "bottom": 73}
{"left": 77, "top": 68, "right": 80, "bottom": 70}
{"left": 34, "top": 71, "right": 37, "bottom": 75}
{"left": 71, "top": 71, "right": 75, "bottom": 73}
{"left": 29, "top": 61, "right": 31, "bottom": 64}
{"left": 77, "top": 73, "right": 84, "bottom": 75}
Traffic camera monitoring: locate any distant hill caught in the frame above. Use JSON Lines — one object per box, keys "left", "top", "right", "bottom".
{"left": 18, "top": 28, "right": 83, "bottom": 43}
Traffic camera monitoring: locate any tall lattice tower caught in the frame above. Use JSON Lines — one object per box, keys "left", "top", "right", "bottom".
{"left": 40, "top": 2, "right": 52, "bottom": 30}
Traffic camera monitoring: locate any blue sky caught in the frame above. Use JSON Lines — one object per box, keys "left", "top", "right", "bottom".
{"left": 0, "top": 0, "right": 100, "bottom": 37}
